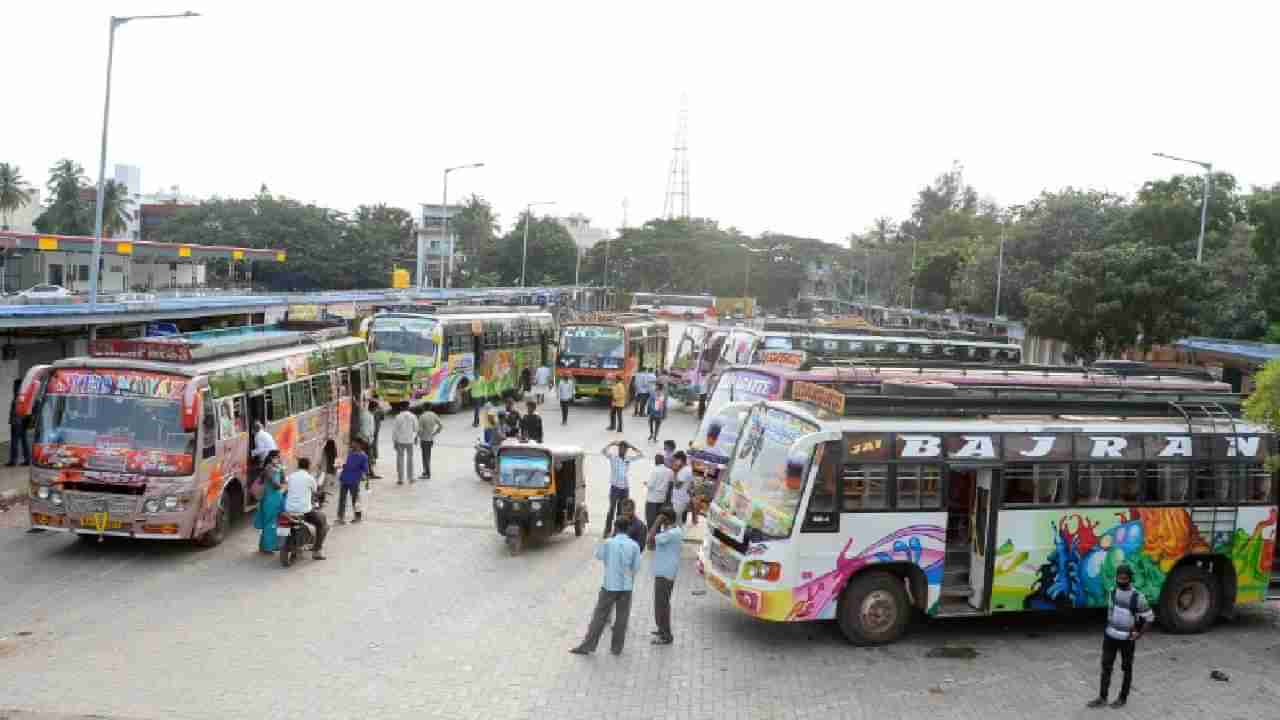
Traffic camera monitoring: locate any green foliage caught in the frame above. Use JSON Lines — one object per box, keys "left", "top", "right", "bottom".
{"left": 98, "top": 180, "right": 133, "bottom": 238}
{"left": 495, "top": 212, "right": 578, "bottom": 286}
{"left": 452, "top": 194, "right": 500, "bottom": 285}
{"left": 34, "top": 158, "right": 92, "bottom": 236}
{"left": 1244, "top": 359, "right": 1280, "bottom": 437}
{"left": 0, "top": 163, "right": 35, "bottom": 230}
{"left": 1130, "top": 172, "right": 1241, "bottom": 257}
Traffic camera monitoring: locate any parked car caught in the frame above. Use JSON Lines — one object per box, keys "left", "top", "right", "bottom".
{"left": 18, "top": 284, "right": 72, "bottom": 300}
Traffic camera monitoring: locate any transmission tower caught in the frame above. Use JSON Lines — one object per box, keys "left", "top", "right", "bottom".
{"left": 663, "top": 98, "right": 690, "bottom": 220}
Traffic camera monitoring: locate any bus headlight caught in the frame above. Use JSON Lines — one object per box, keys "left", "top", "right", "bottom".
{"left": 49, "top": 491, "right": 63, "bottom": 507}
{"left": 144, "top": 498, "right": 161, "bottom": 513}
{"left": 494, "top": 498, "right": 505, "bottom": 509}
{"left": 530, "top": 500, "right": 543, "bottom": 511}
{"left": 742, "top": 560, "right": 781, "bottom": 582}
{"left": 163, "top": 496, "right": 179, "bottom": 511}
{"left": 35, "top": 485, "right": 50, "bottom": 500}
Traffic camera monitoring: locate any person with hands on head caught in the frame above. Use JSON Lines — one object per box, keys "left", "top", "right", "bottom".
{"left": 1086, "top": 564, "right": 1154, "bottom": 709}
{"left": 601, "top": 439, "right": 642, "bottom": 537}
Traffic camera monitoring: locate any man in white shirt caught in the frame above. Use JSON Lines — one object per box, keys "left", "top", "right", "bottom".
{"left": 643, "top": 453, "right": 675, "bottom": 530}
{"left": 670, "top": 451, "right": 694, "bottom": 525}
{"left": 252, "top": 421, "right": 277, "bottom": 464}
{"left": 557, "top": 375, "right": 575, "bottom": 426}
{"left": 534, "top": 364, "right": 552, "bottom": 405}
{"left": 284, "top": 457, "right": 327, "bottom": 559}
{"left": 392, "top": 402, "right": 418, "bottom": 485}
{"left": 416, "top": 408, "right": 442, "bottom": 480}
{"left": 601, "top": 440, "right": 642, "bottom": 538}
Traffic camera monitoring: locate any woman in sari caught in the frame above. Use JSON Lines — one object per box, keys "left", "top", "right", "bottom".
{"left": 253, "top": 450, "right": 287, "bottom": 553}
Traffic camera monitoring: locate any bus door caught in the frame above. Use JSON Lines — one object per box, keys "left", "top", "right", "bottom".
{"left": 943, "top": 466, "right": 996, "bottom": 612}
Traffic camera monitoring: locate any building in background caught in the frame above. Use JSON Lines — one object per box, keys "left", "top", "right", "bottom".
{"left": 556, "top": 213, "right": 607, "bottom": 251}
{"left": 416, "top": 203, "right": 462, "bottom": 288}
{"left": 2, "top": 188, "right": 41, "bottom": 234}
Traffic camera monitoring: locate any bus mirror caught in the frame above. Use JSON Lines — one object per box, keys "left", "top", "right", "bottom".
{"left": 15, "top": 365, "right": 51, "bottom": 417}
{"left": 181, "top": 382, "right": 204, "bottom": 432}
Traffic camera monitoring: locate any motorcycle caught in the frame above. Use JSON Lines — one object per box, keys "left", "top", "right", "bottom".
{"left": 277, "top": 512, "right": 319, "bottom": 567}
{"left": 474, "top": 440, "right": 495, "bottom": 481}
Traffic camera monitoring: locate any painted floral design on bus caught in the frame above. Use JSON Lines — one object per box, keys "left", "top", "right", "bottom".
{"left": 32, "top": 444, "right": 195, "bottom": 476}
{"left": 990, "top": 506, "right": 1277, "bottom": 612}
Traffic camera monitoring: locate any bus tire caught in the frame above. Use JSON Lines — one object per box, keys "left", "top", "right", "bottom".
{"left": 445, "top": 392, "right": 463, "bottom": 414}
{"left": 196, "top": 488, "right": 231, "bottom": 548}
{"left": 1158, "top": 563, "right": 1219, "bottom": 634}
{"left": 280, "top": 533, "right": 298, "bottom": 567}
{"left": 837, "top": 571, "right": 909, "bottom": 646}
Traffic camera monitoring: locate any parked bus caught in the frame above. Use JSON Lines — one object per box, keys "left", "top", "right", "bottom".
{"left": 689, "top": 362, "right": 1236, "bottom": 490}
{"left": 697, "top": 381, "right": 1276, "bottom": 645}
{"left": 557, "top": 314, "right": 669, "bottom": 400}
{"left": 20, "top": 321, "right": 370, "bottom": 546}
{"left": 629, "top": 293, "right": 657, "bottom": 313}
{"left": 665, "top": 322, "right": 729, "bottom": 405}
{"left": 368, "top": 306, "right": 556, "bottom": 410}
{"left": 652, "top": 294, "right": 718, "bottom": 322}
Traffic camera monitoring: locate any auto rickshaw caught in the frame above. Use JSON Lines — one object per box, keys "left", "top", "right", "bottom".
{"left": 492, "top": 442, "right": 588, "bottom": 555}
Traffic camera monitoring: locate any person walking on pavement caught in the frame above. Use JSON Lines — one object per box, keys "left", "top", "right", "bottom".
{"left": 557, "top": 374, "right": 575, "bottom": 425}
{"left": 1087, "top": 564, "right": 1154, "bottom": 709}
{"left": 480, "top": 396, "right": 498, "bottom": 445}
{"left": 7, "top": 379, "right": 29, "bottom": 466}
{"left": 643, "top": 453, "right": 674, "bottom": 531}
{"left": 392, "top": 402, "right": 417, "bottom": 485}
{"left": 336, "top": 438, "right": 369, "bottom": 524}
{"left": 366, "top": 398, "right": 384, "bottom": 478}
{"left": 534, "top": 363, "right": 552, "bottom": 405}
{"left": 607, "top": 375, "right": 627, "bottom": 432}
{"left": 417, "top": 407, "right": 442, "bottom": 480}
{"left": 601, "top": 440, "right": 641, "bottom": 536}
{"left": 646, "top": 384, "right": 668, "bottom": 443}
{"left": 663, "top": 440, "right": 676, "bottom": 468}
{"left": 283, "top": 457, "right": 328, "bottom": 560}
{"left": 647, "top": 506, "right": 684, "bottom": 645}
{"left": 632, "top": 367, "right": 652, "bottom": 418}
{"left": 670, "top": 451, "right": 695, "bottom": 526}
{"left": 570, "top": 516, "right": 641, "bottom": 656}
{"left": 519, "top": 400, "right": 544, "bottom": 443}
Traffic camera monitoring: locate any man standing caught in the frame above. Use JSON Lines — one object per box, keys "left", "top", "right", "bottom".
{"left": 646, "top": 383, "right": 668, "bottom": 443}
{"left": 251, "top": 421, "right": 277, "bottom": 465}
{"left": 7, "top": 379, "right": 29, "bottom": 466}
{"left": 1087, "top": 564, "right": 1154, "bottom": 709}
{"left": 601, "top": 440, "right": 641, "bottom": 537}
{"left": 607, "top": 375, "right": 627, "bottom": 432}
{"left": 534, "top": 364, "right": 552, "bottom": 405}
{"left": 284, "top": 457, "right": 327, "bottom": 560}
{"left": 392, "top": 402, "right": 417, "bottom": 485}
{"left": 520, "top": 400, "right": 544, "bottom": 443}
{"left": 647, "top": 506, "right": 684, "bottom": 646}
{"left": 632, "top": 367, "right": 652, "bottom": 417}
{"left": 643, "top": 453, "right": 674, "bottom": 531}
{"left": 500, "top": 395, "right": 522, "bottom": 439}
{"left": 670, "top": 451, "right": 695, "bottom": 525}
{"left": 336, "top": 438, "right": 369, "bottom": 524}
{"left": 366, "top": 398, "right": 384, "bottom": 478}
{"left": 570, "top": 516, "right": 641, "bottom": 656}
{"left": 480, "top": 396, "right": 498, "bottom": 445}
{"left": 417, "top": 406, "right": 442, "bottom": 480}
{"left": 618, "top": 497, "right": 647, "bottom": 555}
{"left": 557, "top": 374, "right": 575, "bottom": 425}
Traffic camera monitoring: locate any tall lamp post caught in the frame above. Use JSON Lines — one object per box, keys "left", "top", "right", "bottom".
{"left": 89, "top": 11, "right": 200, "bottom": 308}
{"left": 520, "top": 201, "right": 556, "bottom": 287}
{"left": 1152, "top": 151, "right": 1213, "bottom": 263}
{"left": 430, "top": 162, "right": 484, "bottom": 290}
{"left": 994, "top": 220, "right": 1006, "bottom": 318}
{"left": 738, "top": 243, "right": 769, "bottom": 297}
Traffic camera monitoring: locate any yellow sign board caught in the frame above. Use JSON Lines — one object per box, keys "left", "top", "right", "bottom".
{"left": 391, "top": 267, "right": 410, "bottom": 289}
{"left": 276, "top": 251, "right": 287, "bottom": 263}
{"left": 179, "top": 246, "right": 192, "bottom": 257}
{"left": 791, "top": 381, "right": 845, "bottom": 416}
{"left": 37, "top": 236, "right": 58, "bottom": 251}
{"left": 116, "top": 242, "right": 133, "bottom": 255}
{"left": 289, "top": 304, "right": 321, "bottom": 321}
{"left": 232, "top": 250, "right": 245, "bottom": 260}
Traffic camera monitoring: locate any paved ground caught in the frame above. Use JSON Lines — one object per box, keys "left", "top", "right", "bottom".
{"left": 2, "top": 398, "right": 1280, "bottom": 720}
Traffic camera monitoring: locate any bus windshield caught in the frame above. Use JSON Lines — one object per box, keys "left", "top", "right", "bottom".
{"left": 671, "top": 325, "right": 708, "bottom": 370}
{"left": 370, "top": 317, "right": 438, "bottom": 362}
{"left": 721, "top": 405, "right": 819, "bottom": 539}
{"left": 34, "top": 369, "right": 195, "bottom": 475}
{"left": 698, "top": 369, "right": 782, "bottom": 452}
{"left": 560, "top": 326, "right": 625, "bottom": 368}
{"left": 498, "top": 451, "right": 551, "bottom": 488}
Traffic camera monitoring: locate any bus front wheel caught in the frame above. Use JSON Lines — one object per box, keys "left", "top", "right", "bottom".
{"left": 837, "top": 572, "right": 909, "bottom": 646}
{"left": 1158, "top": 563, "right": 1219, "bottom": 634}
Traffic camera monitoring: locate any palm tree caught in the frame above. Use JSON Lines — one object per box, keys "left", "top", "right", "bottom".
{"left": 46, "top": 158, "right": 87, "bottom": 199}
{"left": 97, "top": 179, "right": 134, "bottom": 238}
{"left": 0, "top": 163, "right": 34, "bottom": 230}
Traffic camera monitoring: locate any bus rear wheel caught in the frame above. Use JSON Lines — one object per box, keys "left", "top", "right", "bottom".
{"left": 837, "top": 572, "right": 909, "bottom": 646}
{"left": 1159, "top": 563, "right": 1219, "bottom": 634}
{"left": 195, "top": 489, "right": 231, "bottom": 548}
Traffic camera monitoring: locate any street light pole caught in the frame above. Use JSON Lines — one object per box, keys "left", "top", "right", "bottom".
{"left": 89, "top": 11, "right": 199, "bottom": 308}
{"left": 520, "top": 200, "right": 556, "bottom": 288}
{"left": 432, "top": 162, "right": 484, "bottom": 290}
{"left": 908, "top": 235, "right": 917, "bottom": 312}
{"left": 1152, "top": 152, "right": 1213, "bottom": 263}
{"left": 994, "top": 221, "right": 1006, "bottom": 318}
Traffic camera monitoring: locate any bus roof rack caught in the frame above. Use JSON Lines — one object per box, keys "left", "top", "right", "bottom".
{"left": 88, "top": 322, "right": 352, "bottom": 363}
{"left": 374, "top": 304, "right": 550, "bottom": 315}
{"left": 817, "top": 359, "right": 1217, "bottom": 383}
{"left": 787, "top": 379, "right": 1244, "bottom": 419}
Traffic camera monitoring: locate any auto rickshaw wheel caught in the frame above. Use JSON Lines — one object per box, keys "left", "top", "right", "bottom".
{"left": 574, "top": 507, "right": 586, "bottom": 537}
{"left": 505, "top": 524, "right": 524, "bottom": 556}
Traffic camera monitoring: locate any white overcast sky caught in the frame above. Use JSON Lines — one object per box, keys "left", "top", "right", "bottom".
{"left": 6, "top": 1, "right": 1279, "bottom": 244}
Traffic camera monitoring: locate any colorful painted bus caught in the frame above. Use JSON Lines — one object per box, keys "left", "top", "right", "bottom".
{"left": 665, "top": 322, "right": 728, "bottom": 405}
{"left": 697, "top": 383, "right": 1276, "bottom": 645}
{"left": 20, "top": 321, "right": 369, "bottom": 546}
{"left": 557, "top": 315, "right": 669, "bottom": 400}
{"left": 368, "top": 306, "right": 556, "bottom": 410}
{"left": 652, "top": 294, "right": 718, "bottom": 322}
{"left": 689, "top": 363, "right": 1235, "bottom": 492}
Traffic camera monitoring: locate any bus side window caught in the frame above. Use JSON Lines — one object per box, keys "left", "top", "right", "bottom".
{"left": 338, "top": 369, "right": 351, "bottom": 398}
{"left": 896, "top": 464, "right": 941, "bottom": 509}
{"left": 841, "top": 463, "right": 887, "bottom": 511}
{"left": 231, "top": 396, "right": 246, "bottom": 435}
{"left": 266, "top": 386, "right": 289, "bottom": 423}
{"left": 801, "top": 441, "right": 842, "bottom": 532}
{"left": 201, "top": 394, "right": 217, "bottom": 458}
{"left": 1002, "top": 464, "right": 1066, "bottom": 506}
{"left": 313, "top": 374, "right": 333, "bottom": 406}
{"left": 217, "top": 398, "right": 236, "bottom": 440}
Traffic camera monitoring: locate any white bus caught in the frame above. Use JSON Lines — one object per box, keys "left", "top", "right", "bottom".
{"left": 697, "top": 382, "right": 1277, "bottom": 645}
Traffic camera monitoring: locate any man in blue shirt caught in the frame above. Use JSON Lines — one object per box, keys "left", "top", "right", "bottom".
{"left": 647, "top": 506, "right": 684, "bottom": 645}
{"left": 336, "top": 438, "right": 370, "bottom": 524}
{"left": 570, "top": 516, "right": 641, "bottom": 656}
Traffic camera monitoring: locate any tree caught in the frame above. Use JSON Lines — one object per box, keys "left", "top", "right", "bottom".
{"left": 451, "top": 194, "right": 500, "bottom": 284}
{"left": 1129, "top": 172, "right": 1241, "bottom": 259}
{"left": 1024, "top": 243, "right": 1212, "bottom": 363}
{"left": 33, "top": 158, "right": 91, "bottom": 236}
{"left": 1244, "top": 361, "right": 1280, "bottom": 455}
{"left": 0, "top": 163, "right": 35, "bottom": 230}
{"left": 1246, "top": 184, "right": 1280, "bottom": 326}
{"left": 496, "top": 212, "right": 578, "bottom": 286}
{"left": 98, "top": 179, "right": 134, "bottom": 238}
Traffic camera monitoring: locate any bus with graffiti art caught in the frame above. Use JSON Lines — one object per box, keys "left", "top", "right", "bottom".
{"left": 697, "top": 379, "right": 1277, "bottom": 645}
{"left": 664, "top": 322, "right": 729, "bottom": 406}
{"left": 368, "top": 306, "right": 556, "bottom": 411}
{"left": 20, "top": 321, "right": 370, "bottom": 546}
{"left": 557, "top": 314, "right": 669, "bottom": 401}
